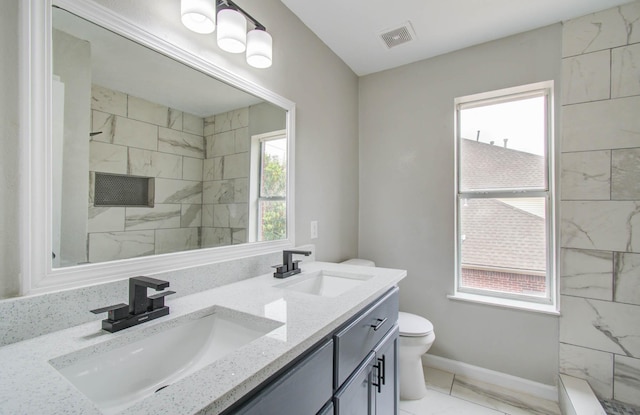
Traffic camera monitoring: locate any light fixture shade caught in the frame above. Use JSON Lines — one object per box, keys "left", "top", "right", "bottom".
{"left": 181, "top": 0, "right": 216, "bottom": 34}
{"left": 217, "top": 8, "right": 247, "bottom": 53}
{"left": 246, "top": 29, "right": 272, "bottom": 68}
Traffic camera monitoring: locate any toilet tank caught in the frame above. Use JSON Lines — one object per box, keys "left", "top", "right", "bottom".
{"left": 341, "top": 259, "right": 375, "bottom": 267}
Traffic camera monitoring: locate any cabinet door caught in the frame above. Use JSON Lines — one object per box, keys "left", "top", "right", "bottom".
{"left": 334, "top": 352, "right": 375, "bottom": 415}
{"left": 373, "top": 325, "right": 399, "bottom": 415}
{"left": 233, "top": 339, "right": 333, "bottom": 415}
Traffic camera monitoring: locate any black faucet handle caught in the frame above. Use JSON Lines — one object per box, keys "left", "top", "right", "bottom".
{"left": 148, "top": 290, "right": 176, "bottom": 311}
{"left": 131, "top": 276, "right": 170, "bottom": 290}
{"left": 90, "top": 303, "right": 129, "bottom": 321}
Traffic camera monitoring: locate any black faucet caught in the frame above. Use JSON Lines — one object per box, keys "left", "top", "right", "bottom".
{"left": 273, "top": 250, "right": 312, "bottom": 278}
{"left": 91, "top": 276, "right": 175, "bottom": 333}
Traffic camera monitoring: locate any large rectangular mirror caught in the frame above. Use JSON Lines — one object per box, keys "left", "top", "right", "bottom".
{"left": 21, "top": 0, "right": 295, "bottom": 294}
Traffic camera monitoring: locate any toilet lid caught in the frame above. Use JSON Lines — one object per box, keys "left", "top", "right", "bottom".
{"left": 398, "top": 312, "right": 433, "bottom": 337}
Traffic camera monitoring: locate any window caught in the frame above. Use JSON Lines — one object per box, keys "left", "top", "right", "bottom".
{"left": 454, "top": 82, "right": 555, "bottom": 307}
{"left": 249, "top": 130, "right": 287, "bottom": 242}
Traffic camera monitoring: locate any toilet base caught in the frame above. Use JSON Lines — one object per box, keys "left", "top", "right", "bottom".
{"left": 399, "top": 354, "right": 428, "bottom": 400}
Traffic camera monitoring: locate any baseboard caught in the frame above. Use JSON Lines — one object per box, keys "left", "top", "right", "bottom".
{"left": 422, "top": 354, "right": 558, "bottom": 402}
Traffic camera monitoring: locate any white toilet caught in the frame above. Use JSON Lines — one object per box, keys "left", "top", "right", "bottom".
{"left": 341, "top": 258, "right": 436, "bottom": 400}
{"left": 398, "top": 311, "right": 435, "bottom": 400}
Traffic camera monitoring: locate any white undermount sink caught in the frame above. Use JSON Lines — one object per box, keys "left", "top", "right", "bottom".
{"left": 275, "top": 270, "right": 373, "bottom": 297}
{"left": 50, "top": 306, "right": 281, "bottom": 414}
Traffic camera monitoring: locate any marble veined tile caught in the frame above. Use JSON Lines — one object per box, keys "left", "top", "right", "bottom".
{"left": 560, "top": 295, "right": 640, "bottom": 358}
{"left": 562, "top": 2, "right": 640, "bottom": 57}
{"left": 88, "top": 206, "right": 125, "bottom": 233}
{"left": 91, "top": 111, "right": 114, "bottom": 144}
{"left": 154, "top": 178, "right": 202, "bottom": 204}
{"left": 112, "top": 116, "right": 158, "bottom": 151}
{"left": 202, "top": 227, "right": 231, "bottom": 248}
{"left": 234, "top": 178, "right": 248, "bottom": 203}
{"left": 228, "top": 203, "right": 248, "bottom": 228}
{"left": 234, "top": 127, "right": 249, "bottom": 153}
{"left": 612, "top": 148, "right": 640, "bottom": 200}
{"left": 204, "top": 115, "right": 215, "bottom": 137}
{"left": 561, "top": 201, "right": 640, "bottom": 253}
{"left": 125, "top": 204, "right": 181, "bottom": 230}
{"left": 612, "top": 43, "right": 640, "bottom": 99}
{"left": 223, "top": 153, "right": 249, "bottom": 180}
{"left": 400, "top": 389, "right": 504, "bottom": 415}
{"left": 89, "top": 141, "right": 127, "bottom": 174}
{"left": 561, "top": 248, "right": 613, "bottom": 301}
{"left": 213, "top": 204, "right": 230, "bottom": 228}
{"left": 168, "top": 109, "right": 183, "bottom": 131}
{"left": 562, "top": 96, "right": 640, "bottom": 152}
{"left": 128, "top": 148, "right": 182, "bottom": 179}
{"left": 181, "top": 204, "right": 201, "bottom": 228}
{"left": 561, "top": 151, "right": 611, "bottom": 201}
{"left": 451, "top": 375, "right": 560, "bottom": 415}
{"left": 158, "top": 127, "right": 204, "bottom": 159}
{"left": 203, "top": 158, "right": 223, "bottom": 181}
{"left": 155, "top": 228, "right": 199, "bottom": 255}
{"left": 231, "top": 108, "right": 249, "bottom": 130}
{"left": 562, "top": 51, "right": 610, "bottom": 105}
{"left": 88, "top": 230, "right": 154, "bottom": 263}
{"left": 202, "top": 204, "right": 213, "bottom": 227}
{"left": 183, "top": 157, "right": 203, "bottom": 181}
{"left": 209, "top": 131, "right": 235, "bottom": 157}
{"left": 183, "top": 113, "right": 204, "bottom": 136}
{"left": 559, "top": 343, "right": 613, "bottom": 399}
{"left": 614, "top": 252, "right": 640, "bottom": 306}
{"left": 232, "top": 228, "right": 246, "bottom": 245}
{"left": 91, "top": 84, "right": 126, "bottom": 116}
{"left": 128, "top": 95, "right": 169, "bottom": 127}
{"left": 203, "top": 180, "right": 234, "bottom": 204}
{"left": 614, "top": 355, "right": 640, "bottom": 406}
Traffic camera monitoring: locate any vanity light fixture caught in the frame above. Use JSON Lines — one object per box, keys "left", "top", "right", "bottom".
{"left": 181, "top": 0, "right": 216, "bottom": 34}
{"left": 181, "top": 0, "right": 273, "bottom": 68}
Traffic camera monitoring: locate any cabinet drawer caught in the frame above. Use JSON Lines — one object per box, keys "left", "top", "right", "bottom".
{"left": 234, "top": 339, "right": 334, "bottom": 415}
{"left": 334, "top": 287, "right": 399, "bottom": 388}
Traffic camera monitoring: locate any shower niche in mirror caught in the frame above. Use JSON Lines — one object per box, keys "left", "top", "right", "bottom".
{"left": 51, "top": 6, "right": 289, "bottom": 269}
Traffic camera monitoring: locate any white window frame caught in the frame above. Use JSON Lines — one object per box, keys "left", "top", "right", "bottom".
{"left": 451, "top": 81, "right": 558, "bottom": 314}
{"left": 249, "top": 130, "right": 287, "bottom": 243}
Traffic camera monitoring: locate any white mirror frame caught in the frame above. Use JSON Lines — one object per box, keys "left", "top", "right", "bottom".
{"left": 19, "top": 0, "right": 295, "bottom": 295}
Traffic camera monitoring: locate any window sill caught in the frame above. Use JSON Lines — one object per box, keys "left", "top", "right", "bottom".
{"left": 448, "top": 292, "right": 559, "bottom": 315}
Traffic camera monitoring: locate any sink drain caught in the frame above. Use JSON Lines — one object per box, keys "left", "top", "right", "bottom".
{"left": 155, "top": 385, "right": 170, "bottom": 393}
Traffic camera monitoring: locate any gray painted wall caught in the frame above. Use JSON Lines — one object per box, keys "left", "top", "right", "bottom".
{"left": 0, "top": 0, "right": 21, "bottom": 298}
{"left": 358, "top": 24, "right": 562, "bottom": 385}
{"left": 0, "top": 0, "right": 359, "bottom": 299}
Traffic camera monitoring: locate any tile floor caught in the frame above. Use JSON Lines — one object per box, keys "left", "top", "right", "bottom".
{"left": 399, "top": 366, "right": 561, "bottom": 415}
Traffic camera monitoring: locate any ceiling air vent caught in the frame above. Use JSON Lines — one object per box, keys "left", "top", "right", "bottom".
{"left": 378, "top": 22, "right": 416, "bottom": 49}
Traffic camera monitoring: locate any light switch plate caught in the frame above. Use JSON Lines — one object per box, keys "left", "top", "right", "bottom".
{"left": 310, "top": 221, "right": 318, "bottom": 239}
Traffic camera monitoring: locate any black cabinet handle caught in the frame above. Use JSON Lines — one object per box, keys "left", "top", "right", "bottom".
{"left": 370, "top": 317, "right": 387, "bottom": 331}
{"left": 378, "top": 355, "right": 386, "bottom": 386}
{"left": 371, "top": 362, "right": 382, "bottom": 394}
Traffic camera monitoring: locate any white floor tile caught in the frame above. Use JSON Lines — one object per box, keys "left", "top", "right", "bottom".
{"left": 400, "top": 389, "right": 505, "bottom": 415}
{"left": 423, "top": 366, "right": 455, "bottom": 395}
{"left": 451, "top": 375, "right": 560, "bottom": 415}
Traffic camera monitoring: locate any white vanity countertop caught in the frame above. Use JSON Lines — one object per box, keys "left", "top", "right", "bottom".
{"left": 0, "top": 261, "right": 406, "bottom": 415}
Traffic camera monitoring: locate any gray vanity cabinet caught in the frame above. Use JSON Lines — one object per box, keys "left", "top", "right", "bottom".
{"left": 221, "top": 287, "right": 399, "bottom": 415}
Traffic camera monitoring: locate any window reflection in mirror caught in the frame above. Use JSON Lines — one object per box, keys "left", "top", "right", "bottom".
{"left": 51, "top": 7, "right": 287, "bottom": 268}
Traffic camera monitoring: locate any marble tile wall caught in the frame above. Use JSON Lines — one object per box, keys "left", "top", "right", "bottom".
{"left": 559, "top": 1, "right": 640, "bottom": 407}
{"left": 202, "top": 108, "right": 250, "bottom": 247}
{"left": 89, "top": 85, "right": 204, "bottom": 262}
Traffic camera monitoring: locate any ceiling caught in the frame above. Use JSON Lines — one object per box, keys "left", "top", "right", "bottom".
{"left": 280, "top": 0, "right": 635, "bottom": 76}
